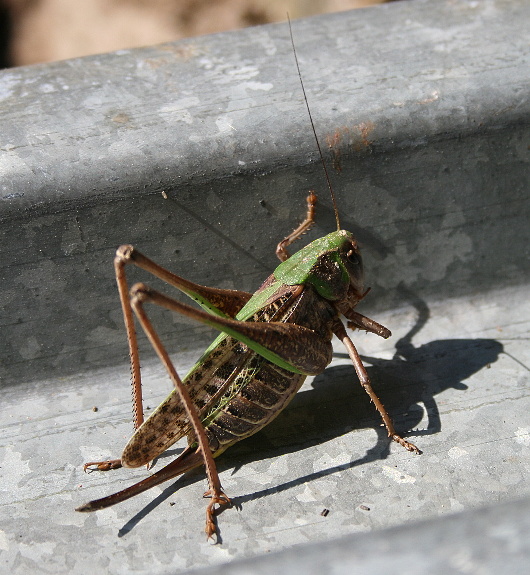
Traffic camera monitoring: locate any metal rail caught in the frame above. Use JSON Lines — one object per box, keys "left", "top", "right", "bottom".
{"left": 0, "top": 1, "right": 529, "bottom": 573}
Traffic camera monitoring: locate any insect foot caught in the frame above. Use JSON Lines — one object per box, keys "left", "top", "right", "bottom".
{"left": 203, "top": 489, "right": 232, "bottom": 541}
{"left": 83, "top": 460, "right": 123, "bottom": 472}
{"left": 392, "top": 435, "right": 422, "bottom": 454}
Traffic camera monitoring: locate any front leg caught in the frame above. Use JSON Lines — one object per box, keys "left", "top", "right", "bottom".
{"left": 276, "top": 192, "right": 317, "bottom": 261}
{"left": 333, "top": 320, "right": 420, "bottom": 454}
{"left": 342, "top": 309, "right": 392, "bottom": 339}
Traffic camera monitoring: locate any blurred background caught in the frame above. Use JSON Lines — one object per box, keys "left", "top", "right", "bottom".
{"left": 0, "top": 0, "right": 397, "bottom": 68}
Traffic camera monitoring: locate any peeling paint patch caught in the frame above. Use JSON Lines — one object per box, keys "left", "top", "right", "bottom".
{"left": 514, "top": 427, "right": 530, "bottom": 446}
{"left": 0, "top": 530, "right": 8, "bottom": 551}
{"left": 382, "top": 465, "right": 416, "bottom": 484}
{"left": 1, "top": 446, "right": 32, "bottom": 501}
{"left": 216, "top": 116, "right": 237, "bottom": 134}
{"left": 160, "top": 97, "right": 200, "bottom": 124}
{"left": 19, "top": 540, "right": 57, "bottom": 561}
{"left": 296, "top": 485, "right": 317, "bottom": 503}
{"left": 448, "top": 446, "right": 469, "bottom": 459}
{"left": 419, "top": 90, "right": 440, "bottom": 104}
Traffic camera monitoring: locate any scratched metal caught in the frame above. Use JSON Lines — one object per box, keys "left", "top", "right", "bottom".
{"left": 0, "top": 0, "right": 529, "bottom": 573}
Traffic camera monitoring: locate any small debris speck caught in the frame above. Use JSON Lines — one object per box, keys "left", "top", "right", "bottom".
{"left": 320, "top": 508, "right": 330, "bottom": 517}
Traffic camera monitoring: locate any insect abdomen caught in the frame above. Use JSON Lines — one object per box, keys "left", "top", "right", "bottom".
{"left": 205, "top": 359, "right": 306, "bottom": 453}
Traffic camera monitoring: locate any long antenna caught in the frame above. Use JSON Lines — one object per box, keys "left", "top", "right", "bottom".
{"left": 288, "top": 15, "right": 341, "bottom": 231}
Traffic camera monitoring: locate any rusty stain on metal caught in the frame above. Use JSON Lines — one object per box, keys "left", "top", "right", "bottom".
{"left": 159, "top": 42, "right": 201, "bottom": 60}
{"left": 326, "top": 121, "right": 375, "bottom": 171}
{"left": 357, "top": 121, "right": 375, "bottom": 148}
{"left": 326, "top": 127, "right": 347, "bottom": 172}
{"left": 145, "top": 43, "right": 201, "bottom": 69}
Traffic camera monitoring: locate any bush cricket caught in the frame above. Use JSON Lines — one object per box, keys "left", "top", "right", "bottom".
{"left": 76, "top": 19, "right": 420, "bottom": 539}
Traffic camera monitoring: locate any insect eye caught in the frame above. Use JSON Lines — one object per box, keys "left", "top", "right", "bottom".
{"left": 346, "top": 250, "right": 359, "bottom": 265}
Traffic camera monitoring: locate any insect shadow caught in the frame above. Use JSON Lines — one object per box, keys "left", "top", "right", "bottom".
{"left": 225, "top": 288, "right": 503, "bottom": 505}
{"left": 117, "top": 288, "right": 502, "bottom": 536}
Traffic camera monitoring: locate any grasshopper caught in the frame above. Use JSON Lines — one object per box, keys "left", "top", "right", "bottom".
{"left": 76, "top": 21, "right": 420, "bottom": 539}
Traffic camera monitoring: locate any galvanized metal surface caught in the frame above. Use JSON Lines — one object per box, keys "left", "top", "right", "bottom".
{"left": 0, "top": 0, "right": 529, "bottom": 573}
{"left": 184, "top": 495, "right": 530, "bottom": 575}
